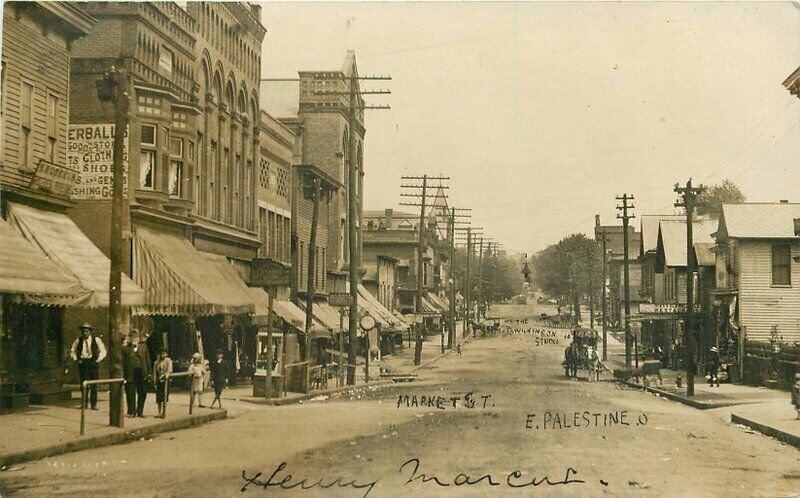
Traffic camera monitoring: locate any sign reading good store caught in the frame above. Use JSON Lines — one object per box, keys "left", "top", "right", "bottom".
{"left": 67, "top": 124, "right": 128, "bottom": 200}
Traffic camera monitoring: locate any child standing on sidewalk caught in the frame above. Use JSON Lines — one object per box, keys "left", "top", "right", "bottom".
{"left": 153, "top": 348, "right": 173, "bottom": 418}
{"left": 188, "top": 353, "right": 205, "bottom": 408}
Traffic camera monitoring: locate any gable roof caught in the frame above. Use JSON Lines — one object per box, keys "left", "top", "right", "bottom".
{"left": 718, "top": 203, "right": 800, "bottom": 240}
{"left": 640, "top": 215, "right": 684, "bottom": 254}
{"left": 657, "top": 219, "right": 717, "bottom": 268}
{"left": 693, "top": 243, "right": 716, "bottom": 267}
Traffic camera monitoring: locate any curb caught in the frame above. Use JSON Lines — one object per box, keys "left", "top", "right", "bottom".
{"left": 244, "top": 336, "right": 473, "bottom": 407}
{"left": 239, "top": 380, "right": 395, "bottom": 406}
{"left": 620, "top": 380, "right": 741, "bottom": 410}
{"left": 0, "top": 410, "right": 227, "bottom": 468}
{"left": 731, "top": 414, "right": 800, "bottom": 450}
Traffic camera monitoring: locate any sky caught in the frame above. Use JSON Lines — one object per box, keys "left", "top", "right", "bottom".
{"left": 258, "top": 1, "right": 800, "bottom": 255}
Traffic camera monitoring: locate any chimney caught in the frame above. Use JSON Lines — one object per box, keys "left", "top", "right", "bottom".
{"left": 385, "top": 208, "right": 393, "bottom": 228}
{"left": 595, "top": 214, "right": 601, "bottom": 227}
{"left": 250, "top": 4, "right": 262, "bottom": 22}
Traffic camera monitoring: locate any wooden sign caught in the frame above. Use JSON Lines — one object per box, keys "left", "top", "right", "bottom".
{"left": 251, "top": 258, "right": 292, "bottom": 287}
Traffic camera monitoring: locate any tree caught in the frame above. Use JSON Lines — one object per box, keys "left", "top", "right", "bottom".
{"left": 697, "top": 179, "right": 746, "bottom": 218}
{"left": 532, "top": 233, "right": 602, "bottom": 323}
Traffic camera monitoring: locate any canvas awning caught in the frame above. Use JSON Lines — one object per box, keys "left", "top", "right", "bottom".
{"left": 132, "top": 225, "right": 254, "bottom": 316}
{"left": 247, "top": 287, "right": 327, "bottom": 337}
{"left": 426, "top": 293, "right": 449, "bottom": 314}
{"left": 0, "top": 218, "right": 86, "bottom": 305}
{"left": 309, "top": 302, "right": 347, "bottom": 333}
{"left": 6, "top": 203, "right": 144, "bottom": 307}
{"left": 420, "top": 295, "right": 440, "bottom": 315}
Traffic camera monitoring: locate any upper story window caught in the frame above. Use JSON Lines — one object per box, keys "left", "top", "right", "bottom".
{"left": 772, "top": 244, "right": 791, "bottom": 286}
{"left": 140, "top": 124, "right": 157, "bottom": 189}
{"left": 168, "top": 137, "right": 184, "bottom": 197}
{"left": 47, "top": 93, "right": 59, "bottom": 162}
{"left": 21, "top": 82, "right": 34, "bottom": 169}
{"left": 159, "top": 46, "right": 174, "bottom": 74}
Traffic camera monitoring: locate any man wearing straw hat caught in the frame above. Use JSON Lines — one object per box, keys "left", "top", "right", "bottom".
{"left": 69, "top": 323, "right": 107, "bottom": 410}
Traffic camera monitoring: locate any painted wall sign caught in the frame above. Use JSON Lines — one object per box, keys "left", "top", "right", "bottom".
{"left": 67, "top": 124, "right": 128, "bottom": 200}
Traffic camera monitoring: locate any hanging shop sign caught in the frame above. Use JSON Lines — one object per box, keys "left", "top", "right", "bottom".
{"left": 250, "top": 258, "right": 292, "bottom": 287}
{"left": 29, "top": 159, "right": 78, "bottom": 197}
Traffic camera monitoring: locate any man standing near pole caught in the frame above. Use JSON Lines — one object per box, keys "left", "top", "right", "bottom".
{"left": 70, "top": 323, "right": 107, "bottom": 410}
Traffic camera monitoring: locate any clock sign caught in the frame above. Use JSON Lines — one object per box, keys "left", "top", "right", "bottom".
{"left": 360, "top": 314, "right": 376, "bottom": 332}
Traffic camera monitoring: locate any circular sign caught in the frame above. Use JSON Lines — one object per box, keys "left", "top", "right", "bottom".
{"left": 360, "top": 314, "right": 376, "bottom": 331}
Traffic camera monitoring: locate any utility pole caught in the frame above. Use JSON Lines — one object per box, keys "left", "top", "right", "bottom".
{"left": 601, "top": 233, "right": 608, "bottom": 361}
{"left": 675, "top": 179, "right": 705, "bottom": 397}
{"left": 96, "top": 65, "right": 129, "bottom": 428}
{"left": 455, "top": 226, "right": 482, "bottom": 338}
{"left": 450, "top": 215, "right": 470, "bottom": 346}
{"left": 616, "top": 194, "right": 635, "bottom": 368}
{"left": 400, "top": 174, "right": 449, "bottom": 365}
{"left": 304, "top": 177, "right": 321, "bottom": 391}
{"left": 476, "top": 237, "right": 493, "bottom": 322}
{"left": 304, "top": 71, "right": 392, "bottom": 385}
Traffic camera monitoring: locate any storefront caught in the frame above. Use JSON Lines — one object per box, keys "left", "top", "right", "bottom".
{"left": 3, "top": 204, "right": 145, "bottom": 400}
{"left": 130, "top": 224, "right": 255, "bottom": 375}
{"left": 0, "top": 218, "right": 86, "bottom": 408}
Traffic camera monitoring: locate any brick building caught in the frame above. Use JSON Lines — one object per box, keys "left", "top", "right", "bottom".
{"left": 66, "top": 2, "right": 264, "bottom": 369}
{"left": 363, "top": 209, "right": 438, "bottom": 314}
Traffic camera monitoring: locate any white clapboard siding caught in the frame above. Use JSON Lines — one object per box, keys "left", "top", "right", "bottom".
{"left": 738, "top": 240, "right": 800, "bottom": 343}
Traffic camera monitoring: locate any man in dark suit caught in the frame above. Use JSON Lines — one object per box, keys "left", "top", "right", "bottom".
{"left": 210, "top": 349, "right": 229, "bottom": 409}
{"left": 122, "top": 330, "right": 151, "bottom": 417}
{"left": 70, "top": 323, "right": 107, "bottom": 410}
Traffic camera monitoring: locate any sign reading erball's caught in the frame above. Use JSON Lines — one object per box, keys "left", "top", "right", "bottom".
{"left": 360, "top": 315, "right": 376, "bottom": 331}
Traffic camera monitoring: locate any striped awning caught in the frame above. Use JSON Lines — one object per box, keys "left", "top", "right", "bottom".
{"left": 426, "top": 293, "right": 449, "bottom": 314}
{"left": 420, "top": 295, "right": 440, "bottom": 315}
{"left": 309, "top": 301, "right": 347, "bottom": 333}
{"left": 7, "top": 202, "right": 144, "bottom": 307}
{"left": 0, "top": 218, "right": 86, "bottom": 305}
{"left": 132, "top": 225, "right": 254, "bottom": 316}
{"left": 248, "top": 288, "right": 327, "bottom": 336}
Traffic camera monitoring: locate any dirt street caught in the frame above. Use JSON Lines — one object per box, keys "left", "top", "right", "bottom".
{"left": 1, "top": 303, "right": 799, "bottom": 497}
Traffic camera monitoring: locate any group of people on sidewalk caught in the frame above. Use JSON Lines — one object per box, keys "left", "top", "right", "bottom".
{"left": 69, "top": 323, "right": 230, "bottom": 418}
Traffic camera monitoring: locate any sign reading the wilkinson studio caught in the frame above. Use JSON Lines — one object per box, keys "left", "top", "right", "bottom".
{"left": 67, "top": 124, "right": 128, "bottom": 200}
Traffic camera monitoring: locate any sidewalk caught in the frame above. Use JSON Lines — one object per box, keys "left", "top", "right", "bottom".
{"left": 381, "top": 324, "right": 468, "bottom": 376}
{"left": 0, "top": 389, "right": 227, "bottom": 468}
{"left": 600, "top": 331, "right": 800, "bottom": 449}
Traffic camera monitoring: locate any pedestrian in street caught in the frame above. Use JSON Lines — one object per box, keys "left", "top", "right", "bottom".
{"left": 791, "top": 373, "right": 800, "bottom": 420}
{"left": 708, "top": 346, "right": 721, "bottom": 387}
{"left": 563, "top": 345, "right": 571, "bottom": 378}
{"left": 456, "top": 343, "right": 462, "bottom": 357}
{"left": 122, "top": 330, "right": 151, "bottom": 417}
{"left": 570, "top": 344, "right": 579, "bottom": 379}
{"left": 69, "top": 323, "right": 107, "bottom": 410}
{"left": 188, "top": 353, "right": 206, "bottom": 408}
{"left": 210, "top": 349, "right": 229, "bottom": 409}
{"left": 153, "top": 348, "right": 173, "bottom": 418}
